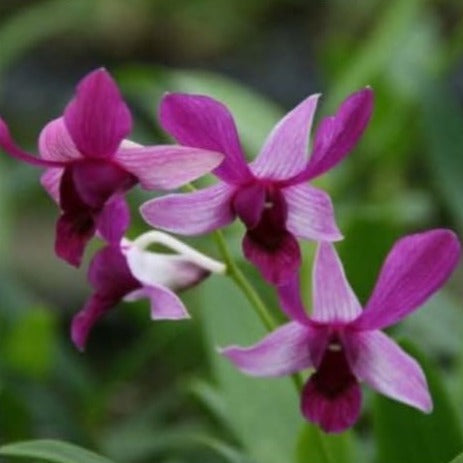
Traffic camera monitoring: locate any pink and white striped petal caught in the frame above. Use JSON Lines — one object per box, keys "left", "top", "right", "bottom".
{"left": 39, "top": 117, "right": 82, "bottom": 162}
{"left": 40, "top": 168, "right": 64, "bottom": 204}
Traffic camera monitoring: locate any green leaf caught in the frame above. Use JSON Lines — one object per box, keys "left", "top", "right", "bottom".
{"left": 450, "top": 453, "right": 463, "bottom": 463}
{"left": 373, "top": 340, "right": 463, "bottom": 463}
{"left": 0, "top": 439, "right": 115, "bottom": 463}
{"left": 296, "top": 424, "right": 354, "bottom": 463}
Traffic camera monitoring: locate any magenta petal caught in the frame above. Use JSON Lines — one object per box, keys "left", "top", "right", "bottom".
{"left": 276, "top": 275, "right": 312, "bottom": 325}
{"left": 96, "top": 195, "right": 130, "bottom": 244}
{"left": 64, "top": 68, "right": 132, "bottom": 158}
{"left": 345, "top": 330, "right": 432, "bottom": 412}
{"left": 311, "top": 243, "right": 362, "bottom": 324}
{"left": 243, "top": 230, "right": 301, "bottom": 285}
{"left": 303, "top": 87, "right": 373, "bottom": 180}
{"left": 354, "top": 229, "right": 461, "bottom": 331}
{"left": 301, "top": 375, "right": 362, "bottom": 433}
{"left": 160, "top": 93, "right": 251, "bottom": 184}
{"left": 284, "top": 184, "right": 342, "bottom": 242}
{"left": 141, "top": 183, "right": 235, "bottom": 235}
{"left": 115, "top": 145, "right": 223, "bottom": 190}
{"left": 40, "top": 168, "right": 64, "bottom": 204}
{"left": 125, "top": 284, "right": 190, "bottom": 320}
{"left": 39, "top": 118, "right": 82, "bottom": 162}
{"left": 220, "top": 322, "right": 315, "bottom": 376}
{"left": 251, "top": 94, "right": 320, "bottom": 180}
{"left": 232, "top": 183, "right": 266, "bottom": 229}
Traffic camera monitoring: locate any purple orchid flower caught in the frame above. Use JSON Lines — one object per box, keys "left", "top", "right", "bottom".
{"left": 221, "top": 229, "right": 460, "bottom": 433}
{"left": 0, "top": 68, "right": 223, "bottom": 267}
{"left": 72, "top": 231, "right": 225, "bottom": 351}
{"left": 141, "top": 88, "right": 373, "bottom": 285}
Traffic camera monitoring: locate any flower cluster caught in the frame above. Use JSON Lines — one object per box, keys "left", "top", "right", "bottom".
{"left": 1, "top": 68, "right": 460, "bottom": 434}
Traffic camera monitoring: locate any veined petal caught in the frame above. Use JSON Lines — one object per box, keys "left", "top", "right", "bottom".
{"left": 251, "top": 94, "right": 320, "bottom": 180}
{"left": 284, "top": 184, "right": 342, "bottom": 242}
{"left": 64, "top": 68, "right": 132, "bottom": 158}
{"left": 96, "top": 195, "right": 130, "bottom": 244}
{"left": 39, "top": 117, "right": 82, "bottom": 162}
{"left": 302, "top": 87, "right": 373, "bottom": 181}
{"left": 220, "top": 322, "right": 315, "bottom": 377}
{"left": 40, "top": 168, "right": 64, "bottom": 204}
{"left": 276, "top": 275, "right": 312, "bottom": 325}
{"left": 345, "top": 330, "right": 432, "bottom": 413}
{"left": 354, "top": 229, "right": 461, "bottom": 331}
{"left": 125, "top": 284, "right": 190, "bottom": 320}
{"left": 311, "top": 243, "right": 362, "bottom": 323}
{"left": 141, "top": 183, "right": 235, "bottom": 235}
{"left": 115, "top": 145, "right": 224, "bottom": 190}
{"left": 160, "top": 93, "right": 251, "bottom": 184}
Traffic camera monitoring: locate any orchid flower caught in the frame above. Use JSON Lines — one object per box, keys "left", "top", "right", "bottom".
{"left": 0, "top": 68, "right": 223, "bottom": 267}
{"left": 72, "top": 231, "right": 225, "bottom": 351}
{"left": 221, "top": 229, "right": 460, "bottom": 432}
{"left": 141, "top": 88, "right": 373, "bottom": 285}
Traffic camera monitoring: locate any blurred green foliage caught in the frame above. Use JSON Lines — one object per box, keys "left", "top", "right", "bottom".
{"left": 1, "top": 0, "right": 463, "bottom": 462}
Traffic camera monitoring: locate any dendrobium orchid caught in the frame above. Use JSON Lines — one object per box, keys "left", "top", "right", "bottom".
{"left": 0, "top": 68, "right": 223, "bottom": 267}
{"left": 72, "top": 231, "right": 225, "bottom": 351}
{"left": 221, "top": 229, "right": 460, "bottom": 432}
{"left": 141, "top": 88, "right": 373, "bottom": 285}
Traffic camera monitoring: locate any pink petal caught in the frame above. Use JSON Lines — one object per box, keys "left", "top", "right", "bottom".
{"left": 0, "top": 117, "right": 63, "bottom": 168}
{"left": 141, "top": 183, "right": 235, "bottom": 235}
{"left": 115, "top": 145, "right": 224, "bottom": 190}
{"left": 311, "top": 243, "right": 362, "bottom": 323}
{"left": 64, "top": 68, "right": 132, "bottom": 158}
{"left": 125, "top": 284, "right": 190, "bottom": 320}
{"left": 220, "top": 322, "right": 316, "bottom": 377}
{"left": 96, "top": 195, "right": 130, "bottom": 244}
{"left": 251, "top": 94, "right": 320, "bottom": 180}
{"left": 284, "top": 184, "right": 343, "bottom": 242}
{"left": 301, "top": 375, "right": 362, "bottom": 433}
{"left": 40, "top": 168, "right": 64, "bottom": 204}
{"left": 276, "top": 275, "right": 312, "bottom": 325}
{"left": 354, "top": 229, "right": 461, "bottom": 331}
{"left": 243, "top": 230, "right": 301, "bottom": 285}
{"left": 345, "top": 330, "right": 432, "bottom": 412}
{"left": 39, "top": 117, "right": 82, "bottom": 162}
{"left": 232, "top": 183, "right": 266, "bottom": 228}
{"left": 159, "top": 93, "right": 251, "bottom": 184}
{"left": 302, "top": 87, "right": 373, "bottom": 181}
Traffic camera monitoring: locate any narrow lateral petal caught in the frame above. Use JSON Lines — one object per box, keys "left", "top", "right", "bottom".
{"left": 345, "top": 330, "right": 432, "bottom": 413}
{"left": 160, "top": 93, "right": 251, "bottom": 184}
{"left": 251, "top": 94, "right": 320, "bottom": 180}
{"left": 299, "top": 87, "right": 373, "bottom": 181}
{"left": 354, "top": 229, "right": 461, "bottom": 330}
{"left": 220, "top": 321, "right": 314, "bottom": 377}
{"left": 115, "top": 145, "right": 224, "bottom": 190}
{"left": 141, "top": 183, "right": 235, "bottom": 235}
{"left": 284, "top": 184, "right": 342, "bottom": 242}
{"left": 96, "top": 195, "right": 130, "bottom": 244}
{"left": 311, "top": 243, "right": 362, "bottom": 323}
{"left": 40, "top": 168, "right": 64, "bottom": 204}
{"left": 125, "top": 284, "right": 190, "bottom": 320}
{"left": 243, "top": 230, "right": 301, "bottom": 285}
{"left": 276, "top": 275, "right": 312, "bottom": 326}
{"left": 64, "top": 68, "right": 132, "bottom": 158}
{"left": 39, "top": 117, "right": 82, "bottom": 162}
{"left": 0, "top": 117, "right": 63, "bottom": 167}
{"left": 301, "top": 375, "right": 362, "bottom": 433}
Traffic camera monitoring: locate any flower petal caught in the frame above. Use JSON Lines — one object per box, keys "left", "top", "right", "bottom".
{"left": 284, "top": 184, "right": 342, "bottom": 242}
{"left": 232, "top": 183, "right": 266, "bottom": 229}
{"left": 220, "top": 322, "right": 315, "bottom": 377}
{"left": 276, "top": 275, "right": 312, "bottom": 325}
{"left": 354, "top": 229, "right": 461, "bottom": 330}
{"left": 115, "top": 145, "right": 224, "bottom": 190}
{"left": 141, "top": 183, "right": 235, "bottom": 235}
{"left": 64, "top": 68, "right": 132, "bottom": 158}
{"left": 96, "top": 195, "right": 130, "bottom": 244}
{"left": 302, "top": 87, "right": 373, "bottom": 180}
{"left": 301, "top": 375, "right": 362, "bottom": 433}
{"left": 40, "top": 168, "right": 64, "bottom": 204}
{"left": 125, "top": 284, "right": 190, "bottom": 320}
{"left": 160, "top": 93, "right": 251, "bottom": 184}
{"left": 243, "top": 230, "right": 301, "bottom": 285}
{"left": 345, "top": 330, "right": 432, "bottom": 413}
{"left": 251, "top": 94, "right": 320, "bottom": 180}
{"left": 311, "top": 243, "right": 362, "bottom": 323}
{"left": 39, "top": 117, "right": 82, "bottom": 162}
